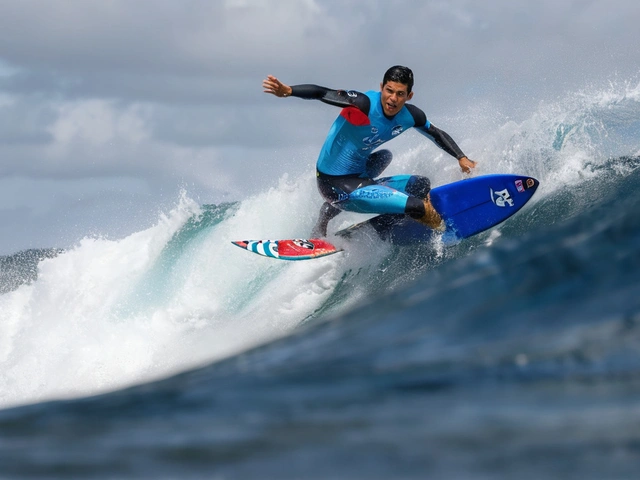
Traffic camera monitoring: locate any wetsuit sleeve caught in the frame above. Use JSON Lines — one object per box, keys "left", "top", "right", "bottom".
{"left": 290, "top": 85, "right": 371, "bottom": 114}
{"left": 405, "top": 104, "right": 429, "bottom": 128}
{"left": 415, "top": 123, "right": 467, "bottom": 160}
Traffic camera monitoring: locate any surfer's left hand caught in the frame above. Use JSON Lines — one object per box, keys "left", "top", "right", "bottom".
{"left": 458, "top": 156, "right": 477, "bottom": 174}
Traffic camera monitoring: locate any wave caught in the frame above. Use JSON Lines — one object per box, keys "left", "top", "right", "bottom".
{"left": 1, "top": 80, "right": 640, "bottom": 410}
{"left": 2, "top": 161, "right": 639, "bottom": 479}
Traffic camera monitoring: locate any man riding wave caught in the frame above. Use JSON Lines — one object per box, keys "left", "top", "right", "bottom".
{"left": 262, "top": 66, "right": 476, "bottom": 237}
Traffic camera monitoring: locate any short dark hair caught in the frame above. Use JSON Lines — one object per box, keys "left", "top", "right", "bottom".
{"left": 383, "top": 65, "right": 414, "bottom": 93}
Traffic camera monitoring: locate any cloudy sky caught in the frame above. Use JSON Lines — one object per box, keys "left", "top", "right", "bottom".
{"left": 0, "top": 0, "right": 639, "bottom": 254}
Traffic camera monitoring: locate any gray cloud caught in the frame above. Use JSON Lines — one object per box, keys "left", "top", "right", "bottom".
{"left": 0, "top": 97, "right": 55, "bottom": 145}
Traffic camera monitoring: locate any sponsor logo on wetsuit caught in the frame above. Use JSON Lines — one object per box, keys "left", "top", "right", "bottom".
{"left": 362, "top": 134, "right": 382, "bottom": 150}
{"left": 351, "top": 187, "right": 395, "bottom": 200}
{"left": 391, "top": 125, "right": 404, "bottom": 136}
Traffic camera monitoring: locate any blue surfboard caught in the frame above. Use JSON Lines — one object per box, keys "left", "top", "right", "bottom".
{"left": 335, "top": 174, "right": 539, "bottom": 246}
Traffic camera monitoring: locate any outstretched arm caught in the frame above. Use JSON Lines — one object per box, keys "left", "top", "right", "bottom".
{"left": 262, "top": 75, "right": 370, "bottom": 112}
{"left": 263, "top": 75, "right": 293, "bottom": 97}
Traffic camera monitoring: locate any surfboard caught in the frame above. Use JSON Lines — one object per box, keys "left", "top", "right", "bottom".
{"left": 231, "top": 238, "right": 341, "bottom": 261}
{"left": 335, "top": 174, "right": 539, "bottom": 245}
{"left": 232, "top": 174, "right": 539, "bottom": 259}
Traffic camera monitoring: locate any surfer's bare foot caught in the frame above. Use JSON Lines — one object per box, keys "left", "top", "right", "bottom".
{"left": 418, "top": 196, "right": 445, "bottom": 231}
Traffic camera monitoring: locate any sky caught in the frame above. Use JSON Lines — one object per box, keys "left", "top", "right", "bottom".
{"left": 0, "top": 0, "right": 639, "bottom": 254}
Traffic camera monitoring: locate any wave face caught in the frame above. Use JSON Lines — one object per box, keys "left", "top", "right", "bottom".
{"left": 1, "top": 81, "right": 640, "bottom": 479}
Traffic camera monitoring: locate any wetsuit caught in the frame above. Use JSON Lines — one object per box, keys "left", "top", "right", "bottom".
{"left": 288, "top": 85, "right": 467, "bottom": 237}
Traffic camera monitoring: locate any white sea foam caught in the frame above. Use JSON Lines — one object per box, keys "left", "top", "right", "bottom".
{"left": 0, "top": 181, "right": 350, "bottom": 409}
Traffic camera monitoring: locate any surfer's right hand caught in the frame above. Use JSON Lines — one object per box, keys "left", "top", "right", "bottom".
{"left": 262, "top": 75, "right": 293, "bottom": 98}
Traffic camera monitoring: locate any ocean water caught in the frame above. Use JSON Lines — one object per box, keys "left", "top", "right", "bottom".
{"left": 1, "top": 83, "right": 640, "bottom": 479}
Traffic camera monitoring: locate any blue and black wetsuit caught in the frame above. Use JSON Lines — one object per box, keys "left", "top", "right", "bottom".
{"left": 288, "top": 84, "right": 467, "bottom": 237}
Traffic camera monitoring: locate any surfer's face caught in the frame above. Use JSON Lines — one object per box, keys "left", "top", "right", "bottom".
{"left": 380, "top": 80, "right": 413, "bottom": 117}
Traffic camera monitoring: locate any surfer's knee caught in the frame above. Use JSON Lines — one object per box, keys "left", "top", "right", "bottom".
{"left": 405, "top": 175, "right": 431, "bottom": 198}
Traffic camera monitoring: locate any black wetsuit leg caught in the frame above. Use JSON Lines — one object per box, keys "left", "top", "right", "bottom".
{"left": 364, "top": 149, "right": 393, "bottom": 178}
{"left": 311, "top": 172, "right": 376, "bottom": 237}
{"left": 311, "top": 202, "right": 342, "bottom": 238}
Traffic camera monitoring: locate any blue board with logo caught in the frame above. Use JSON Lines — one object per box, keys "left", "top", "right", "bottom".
{"left": 335, "top": 174, "right": 539, "bottom": 246}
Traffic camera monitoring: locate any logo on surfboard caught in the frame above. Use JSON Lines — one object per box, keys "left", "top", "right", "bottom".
{"left": 490, "top": 188, "right": 514, "bottom": 207}
{"left": 293, "top": 239, "right": 315, "bottom": 250}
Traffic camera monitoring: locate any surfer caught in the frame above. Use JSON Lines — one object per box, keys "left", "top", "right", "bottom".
{"left": 262, "top": 66, "right": 476, "bottom": 237}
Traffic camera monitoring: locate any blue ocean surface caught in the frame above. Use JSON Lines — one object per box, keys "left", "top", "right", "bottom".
{"left": 1, "top": 84, "right": 640, "bottom": 479}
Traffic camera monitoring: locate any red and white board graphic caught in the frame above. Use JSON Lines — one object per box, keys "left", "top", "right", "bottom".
{"left": 231, "top": 238, "right": 340, "bottom": 261}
